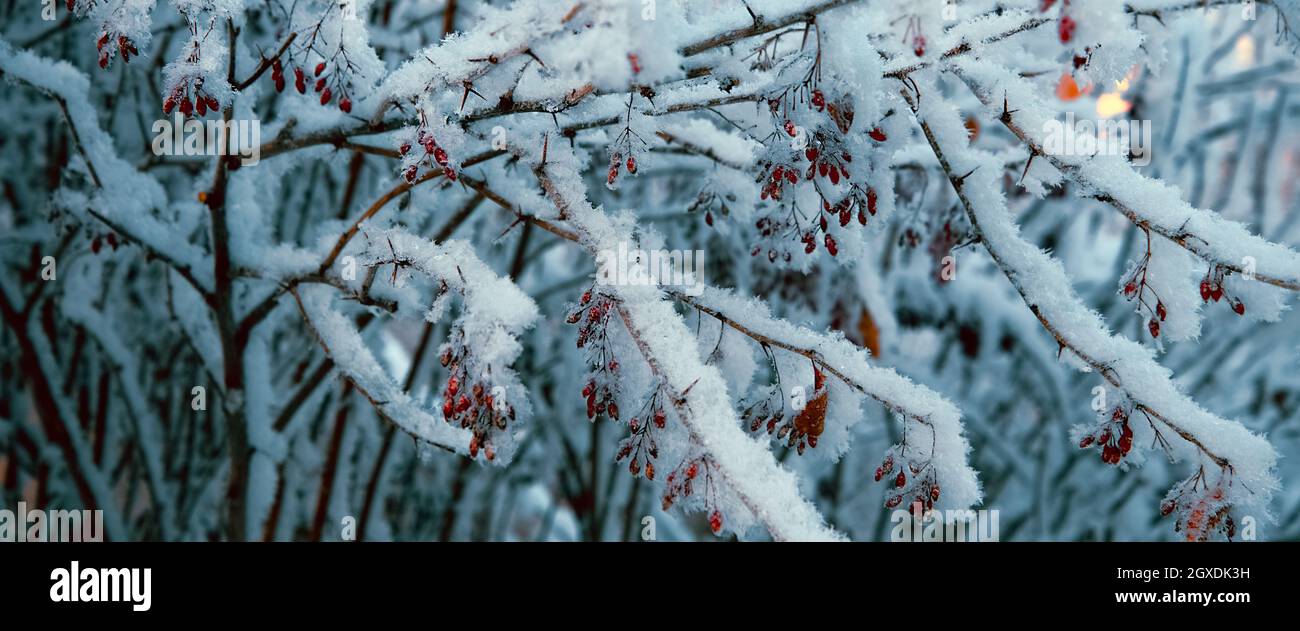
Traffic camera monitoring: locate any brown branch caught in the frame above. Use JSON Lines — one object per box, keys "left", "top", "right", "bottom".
{"left": 680, "top": 0, "right": 861, "bottom": 57}
{"left": 234, "top": 32, "right": 297, "bottom": 91}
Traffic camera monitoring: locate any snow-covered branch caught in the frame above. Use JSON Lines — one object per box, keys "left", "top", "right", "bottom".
{"left": 953, "top": 60, "right": 1300, "bottom": 292}
{"left": 904, "top": 86, "right": 1278, "bottom": 536}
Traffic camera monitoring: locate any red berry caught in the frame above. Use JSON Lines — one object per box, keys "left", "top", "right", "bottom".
{"left": 179, "top": 97, "right": 193, "bottom": 116}
{"left": 626, "top": 156, "right": 637, "bottom": 174}
{"left": 315, "top": 77, "right": 326, "bottom": 92}
{"left": 1102, "top": 444, "right": 1120, "bottom": 464}
{"left": 1148, "top": 318, "right": 1160, "bottom": 338}
{"left": 315, "top": 62, "right": 326, "bottom": 76}
{"left": 196, "top": 96, "right": 207, "bottom": 116}
{"left": 1199, "top": 280, "right": 1212, "bottom": 302}
{"left": 784, "top": 120, "right": 796, "bottom": 137}
{"left": 1059, "top": 15, "right": 1076, "bottom": 43}
{"left": 705, "top": 210, "right": 714, "bottom": 226}
{"left": 869, "top": 127, "right": 887, "bottom": 142}
{"left": 320, "top": 87, "right": 332, "bottom": 104}
{"left": 1123, "top": 281, "right": 1137, "bottom": 296}
{"left": 894, "top": 471, "right": 906, "bottom": 488}
{"left": 1156, "top": 300, "right": 1167, "bottom": 321}
{"left": 867, "top": 188, "right": 878, "bottom": 215}
{"left": 824, "top": 234, "right": 838, "bottom": 256}
{"left": 709, "top": 510, "right": 723, "bottom": 534}
{"left": 163, "top": 96, "right": 176, "bottom": 114}
{"left": 686, "top": 463, "right": 698, "bottom": 479}
{"left": 339, "top": 98, "right": 352, "bottom": 113}
{"left": 1233, "top": 301, "right": 1246, "bottom": 315}
{"left": 274, "top": 75, "right": 286, "bottom": 92}
{"left": 805, "top": 147, "right": 818, "bottom": 162}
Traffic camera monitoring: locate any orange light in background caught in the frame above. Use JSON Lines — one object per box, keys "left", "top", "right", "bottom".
{"left": 1234, "top": 34, "right": 1255, "bottom": 67}
{"left": 1096, "top": 67, "right": 1138, "bottom": 119}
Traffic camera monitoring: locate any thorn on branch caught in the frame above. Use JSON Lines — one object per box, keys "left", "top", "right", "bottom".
{"left": 953, "top": 166, "right": 978, "bottom": 189}
{"left": 459, "top": 81, "right": 486, "bottom": 112}
{"left": 1000, "top": 91, "right": 1019, "bottom": 124}
{"left": 1018, "top": 153, "right": 1036, "bottom": 186}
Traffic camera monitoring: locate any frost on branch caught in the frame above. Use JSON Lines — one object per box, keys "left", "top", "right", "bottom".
{"left": 906, "top": 76, "right": 1279, "bottom": 537}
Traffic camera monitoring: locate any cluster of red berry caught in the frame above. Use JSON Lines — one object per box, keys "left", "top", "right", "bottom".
{"left": 741, "top": 390, "right": 784, "bottom": 433}
{"left": 566, "top": 289, "right": 622, "bottom": 421}
{"left": 686, "top": 189, "right": 731, "bottom": 228}
{"left": 163, "top": 80, "right": 220, "bottom": 118}
{"left": 95, "top": 32, "right": 138, "bottom": 70}
{"left": 1200, "top": 265, "right": 1246, "bottom": 315}
{"left": 759, "top": 161, "right": 798, "bottom": 202}
{"left": 1162, "top": 472, "right": 1235, "bottom": 541}
{"left": 1078, "top": 406, "right": 1134, "bottom": 465}
{"left": 747, "top": 86, "right": 890, "bottom": 261}
{"left": 1119, "top": 244, "right": 1167, "bottom": 338}
{"left": 268, "top": 59, "right": 353, "bottom": 112}
{"left": 89, "top": 231, "right": 120, "bottom": 255}
{"left": 438, "top": 340, "right": 513, "bottom": 461}
{"left": 874, "top": 450, "right": 940, "bottom": 517}
{"left": 744, "top": 365, "right": 828, "bottom": 455}
{"left": 398, "top": 120, "right": 457, "bottom": 183}
{"left": 607, "top": 96, "right": 649, "bottom": 189}
{"left": 615, "top": 404, "right": 666, "bottom": 481}
{"left": 662, "top": 458, "right": 724, "bottom": 534}
{"left": 607, "top": 151, "right": 637, "bottom": 186}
